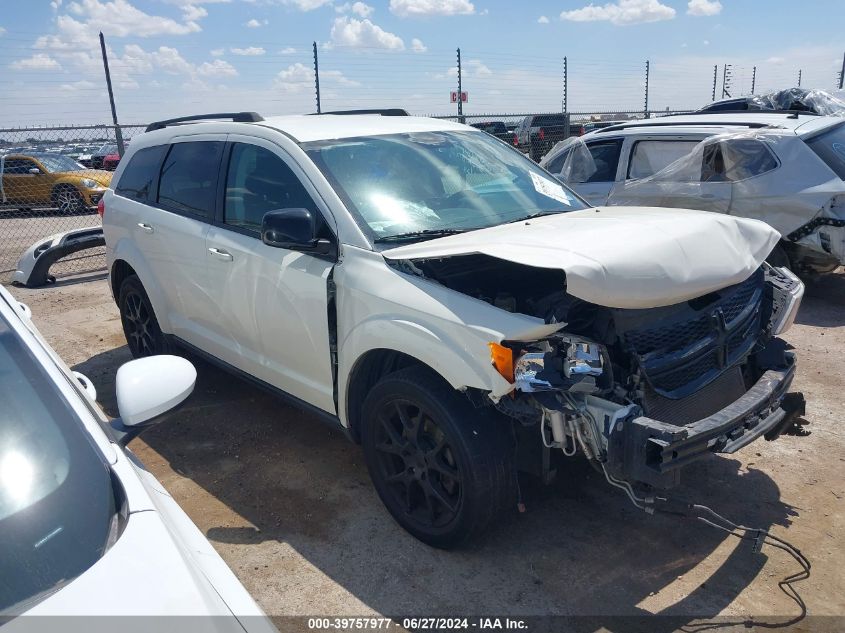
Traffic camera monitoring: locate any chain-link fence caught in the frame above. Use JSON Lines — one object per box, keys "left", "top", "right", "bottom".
{"left": 0, "top": 124, "right": 145, "bottom": 283}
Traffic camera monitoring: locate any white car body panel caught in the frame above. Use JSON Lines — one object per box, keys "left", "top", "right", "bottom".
{"left": 381, "top": 206, "right": 779, "bottom": 310}
{"left": 0, "top": 286, "right": 272, "bottom": 627}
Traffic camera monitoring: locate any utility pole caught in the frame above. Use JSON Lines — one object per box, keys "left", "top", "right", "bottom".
{"left": 99, "top": 32, "right": 124, "bottom": 157}
{"left": 644, "top": 60, "right": 650, "bottom": 117}
{"left": 798, "top": 69, "right": 802, "bottom": 87}
{"left": 562, "top": 56, "right": 568, "bottom": 112}
{"left": 712, "top": 64, "right": 717, "bottom": 102}
{"left": 456, "top": 47, "right": 463, "bottom": 120}
{"left": 751, "top": 66, "right": 757, "bottom": 94}
{"left": 313, "top": 41, "right": 321, "bottom": 114}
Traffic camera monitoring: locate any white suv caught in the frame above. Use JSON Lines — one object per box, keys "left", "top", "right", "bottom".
{"left": 103, "top": 111, "right": 806, "bottom": 547}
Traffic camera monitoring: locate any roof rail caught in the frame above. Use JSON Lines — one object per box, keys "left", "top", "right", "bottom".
{"left": 691, "top": 108, "right": 820, "bottom": 117}
{"left": 316, "top": 109, "right": 409, "bottom": 117}
{"left": 595, "top": 120, "right": 779, "bottom": 134}
{"left": 145, "top": 112, "right": 264, "bottom": 133}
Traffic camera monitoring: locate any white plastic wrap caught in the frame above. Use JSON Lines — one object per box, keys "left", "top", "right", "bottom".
{"left": 540, "top": 136, "right": 599, "bottom": 183}
{"left": 749, "top": 87, "right": 845, "bottom": 116}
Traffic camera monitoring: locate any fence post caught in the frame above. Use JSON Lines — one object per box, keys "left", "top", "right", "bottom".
{"left": 797, "top": 69, "right": 802, "bottom": 87}
{"left": 712, "top": 65, "right": 717, "bottom": 101}
{"left": 643, "top": 60, "right": 649, "bottom": 118}
{"left": 721, "top": 63, "right": 732, "bottom": 98}
{"left": 839, "top": 51, "right": 845, "bottom": 89}
{"left": 751, "top": 66, "right": 756, "bottom": 94}
{"left": 562, "top": 56, "right": 568, "bottom": 113}
{"left": 456, "top": 47, "right": 463, "bottom": 120}
{"left": 313, "top": 41, "right": 321, "bottom": 114}
{"left": 99, "top": 32, "right": 124, "bottom": 157}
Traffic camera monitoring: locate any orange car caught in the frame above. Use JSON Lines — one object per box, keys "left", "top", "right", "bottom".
{"left": 0, "top": 153, "right": 112, "bottom": 214}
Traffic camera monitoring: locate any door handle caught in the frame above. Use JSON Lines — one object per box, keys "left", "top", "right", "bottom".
{"left": 208, "top": 247, "right": 233, "bottom": 262}
{"left": 137, "top": 223, "right": 154, "bottom": 234}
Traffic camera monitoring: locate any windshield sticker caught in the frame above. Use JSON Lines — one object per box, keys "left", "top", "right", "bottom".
{"left": 530, "top": 172, "right": 572, "bottom": 206}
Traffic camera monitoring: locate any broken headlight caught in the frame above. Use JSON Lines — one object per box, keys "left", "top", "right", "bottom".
{"left": 509, "top": 336, "right": 605, "bottom": 393}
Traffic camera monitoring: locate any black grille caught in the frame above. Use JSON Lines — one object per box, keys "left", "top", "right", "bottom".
{"left": 643, "top": 367, "right": 747, "bottom": 425}
{"left": 620, "top": 269, "right": 764, "bottom": 399}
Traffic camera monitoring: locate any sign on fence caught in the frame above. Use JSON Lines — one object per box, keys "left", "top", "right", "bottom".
{"left": 450, "top": 91, "right": 468, "bottom": 103}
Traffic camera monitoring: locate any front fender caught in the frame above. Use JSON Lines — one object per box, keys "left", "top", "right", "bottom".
{"left": 337, "top": 315, "right": 512, "bottom": 426}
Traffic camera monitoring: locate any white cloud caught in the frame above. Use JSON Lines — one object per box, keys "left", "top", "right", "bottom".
{"left": 35, "top": 0, "right": 204, "bottom": 52}
{"left": 152, "top": 46, "right": 194, "bottom": 74}
{"left": 230, "top": 46, "right": 266, "bottom": 55}
{"left": 280, "top": 46, "right": 297, "bottom": 54}
{"left": 389, "top": 0, "right": 475, "bottom": 18}
{"left": 245, "top": 18, "right": 268, "bottom": 27}
{"left": 336, "top": 1, "right": 374, "bottom": 16}
{"left": 444, "top": 58, "right": 490, "bottom": 78}
{"left": 687, "top": 0, "right": 721, "bottom": 17}
{"left": 118, "top": 78, "right": 139, "bottom": 89}
{"left": 10, "top": 53, "right": 62, "bottom": 70}
{"left": 703, "top": 39, "right": 709, "bottom": 45}
{"left": 411, "top": 37, "right": 427, "bottom": 52}
{"left": 210, "top": 48, "right": 225, "bottom": 56}
{"left": 765, "top": 56, "right": 785, "bottom": 64}
{"left": 198, "top": 59, "right": 237, "bottom": 76}
{"left": 561, "top": 0, "right": 675, "bottom": 26}
{"left": 329, "top": 17, "right": 404, "bottom": 50}
{"left": 0, "top": 26, "right": 6, "bottom": 35}
{"left": 276, "top": 62, "right": 314, "bottom": 92}
{"left": 537, "top": 15, "right": 549, "bottom": 23}
{"left": 182, "top": 4, "right": 208, "bottom": 21}
{"left": 283, "top": 0, "right": 331, "bottom": 10}
{"left": 60, "top": 79, "right": 96, "bottom": 91}
{"left": 50, "top": 0, "right": 63, "bottom": 8}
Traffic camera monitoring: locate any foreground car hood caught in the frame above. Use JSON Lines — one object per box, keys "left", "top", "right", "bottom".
{"left": 381, "top": 206, "right": 779, "bottom": 309}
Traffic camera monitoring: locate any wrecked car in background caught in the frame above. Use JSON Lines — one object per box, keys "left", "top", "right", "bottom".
{"left": 105, "top": 112, "right": 806, "bottom": 548}
{"left": 698, "top": 86, "right": 845, "bottom": 116}
{"left": 542, "top": 112, "right": 845, "bottom": 274}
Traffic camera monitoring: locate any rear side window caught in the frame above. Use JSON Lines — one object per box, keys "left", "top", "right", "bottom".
{"left": 114, "top": 145, "right": 167, "bottom": 202}
{"left": 627, "top": 140, "right": 700, "bottom": 179}
{"left": 804, "top": 122, "right": 845, "bottom": 180}
{"left": 157, "top": 141, "right": 224, "bottom": 219}
{"left": 703, "top": 139, "right": 778, "bottom": 182}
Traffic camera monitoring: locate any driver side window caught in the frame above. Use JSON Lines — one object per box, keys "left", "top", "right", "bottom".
{"left": 224, "top": 143, "right": 319, "bottom": 233}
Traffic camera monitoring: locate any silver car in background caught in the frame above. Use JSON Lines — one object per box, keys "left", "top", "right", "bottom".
{"left": 541, "top": 112, "right": 845, "bottom": 274}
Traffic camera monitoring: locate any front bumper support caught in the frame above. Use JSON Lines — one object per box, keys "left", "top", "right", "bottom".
{"left": 606, "top": 353, "right": 804, "bottom": 489}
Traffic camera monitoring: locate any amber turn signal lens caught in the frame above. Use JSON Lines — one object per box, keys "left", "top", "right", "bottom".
{"left": 488, "top": 342, "right": 514, "bottom": 383}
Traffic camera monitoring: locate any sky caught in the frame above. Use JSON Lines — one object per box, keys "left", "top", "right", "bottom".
{"left": 1, "top": 0, "right": 844, "bottom": 126}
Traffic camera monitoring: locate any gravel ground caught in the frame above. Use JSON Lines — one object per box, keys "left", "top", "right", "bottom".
{"left": 5, "top": 271, "right": 844, "bottom": 630}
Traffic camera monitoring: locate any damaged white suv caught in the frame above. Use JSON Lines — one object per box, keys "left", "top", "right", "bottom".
{"left": 103, "top": 112, "right": 807, "bottom": 547}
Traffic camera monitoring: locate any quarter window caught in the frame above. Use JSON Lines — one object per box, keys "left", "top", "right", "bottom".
{"left": 223, "top": 143, "right": 317, "bottom": 232}
{"left": 157, "top": 141, "right": 224, "bottom": 219}
{"left": 115, "top": 145, "right": 167, "bottom": 203}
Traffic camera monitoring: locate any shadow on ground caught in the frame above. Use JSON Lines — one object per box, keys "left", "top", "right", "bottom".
{"left": 796, "top": 271, "right": 845, "bottom": 327}
{"left": 74, "top": 345, "right": 800, "bottom": 631}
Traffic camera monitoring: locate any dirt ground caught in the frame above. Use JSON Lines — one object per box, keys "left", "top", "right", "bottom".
{"left": 5, "top": 270, "right": 845, "bottom": 629}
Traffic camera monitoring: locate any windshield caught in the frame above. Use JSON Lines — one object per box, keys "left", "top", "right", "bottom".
{"left": 304, "top": 130, "right": 586, "bottom": 243}
{"left": 36, "top": 155, "right": 85, "bottom": 173}
{"left": 0, "top": 314, "right": 116, "bottom": 615}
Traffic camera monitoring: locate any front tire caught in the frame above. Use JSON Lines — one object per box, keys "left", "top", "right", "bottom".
{"left": 118, "top": 275, "right": 170, "bottom": 358}
{"left": 361, "top": 365, "right": 515, "bottom": 548}
{"left": 52, "top": 186, "right": 85, "bottom": 215}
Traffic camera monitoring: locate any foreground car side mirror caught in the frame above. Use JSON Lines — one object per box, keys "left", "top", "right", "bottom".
{"left": 28, "top": 168, "right": 41, "bottom": 175}
{"left": 110, "top": 355, "right": 196, "bottom": 447}
{"left": 261, "top": 208, "right": 333, "bottom": 256}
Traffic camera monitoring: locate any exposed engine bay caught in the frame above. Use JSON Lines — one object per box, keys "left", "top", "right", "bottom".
{"left": 392, "top": 254, "right": 807, "bottom": 489}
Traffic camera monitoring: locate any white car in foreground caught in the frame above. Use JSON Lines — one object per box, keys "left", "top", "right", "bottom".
{"left": 0, "top": 284, "right": 273, "bottom": 630}
{"left": 104, "top": 111, "right": 805, "bottom": 548}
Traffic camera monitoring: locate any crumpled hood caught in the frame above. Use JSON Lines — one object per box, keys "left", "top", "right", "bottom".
{"left": 381, "top": 206, "right": 780, "bottom": 309}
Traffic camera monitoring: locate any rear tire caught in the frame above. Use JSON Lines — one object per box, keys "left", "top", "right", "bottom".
{"left": 361, "top": 365, "right": 516, "bottom": 548}
{"left": 118, "top": 275, "right": 170, "bottom": 358}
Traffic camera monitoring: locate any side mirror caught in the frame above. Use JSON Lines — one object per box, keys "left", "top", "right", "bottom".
{"left": 110, "top": 355, "right": 196, "bottom": 447}
{"left": 261, "top": 208, "right": 333, "bottom": 256}
{"left": 28, "top": 168, "right": 41, "bottom": 175}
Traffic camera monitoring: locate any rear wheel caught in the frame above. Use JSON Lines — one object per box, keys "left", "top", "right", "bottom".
{"left": 118, "top": 275, "right": 169, "bottom": 358}
{"left": 361, "top": 365, "right": 515, "bottom": 548}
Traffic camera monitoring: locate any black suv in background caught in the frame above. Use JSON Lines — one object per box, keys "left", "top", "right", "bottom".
{"left": 470, "top": 120, "right": 512, "bottom": 142}
{"left": 514, "top": 113, "right": 571, "bottom": 161}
